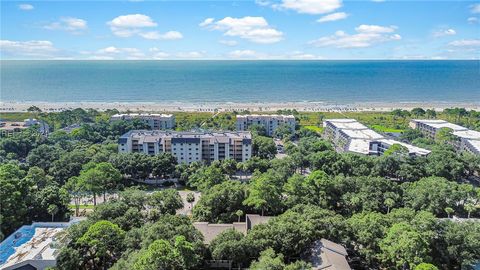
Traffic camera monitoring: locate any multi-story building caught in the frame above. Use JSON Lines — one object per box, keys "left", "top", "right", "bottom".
{"left": 323, "top": 119, "right": 430, "bottom": 156}
{"left": 409, "top": 119, "right": 480, "bottom": 155}
{"left": 236, "top": 114, "right": 296, "bottom": 137}
{"left": 118, "top": 130, "right": 252, "bottom": 164}
{"left": 111, "top": 113, "right": 175, "bottom": 130}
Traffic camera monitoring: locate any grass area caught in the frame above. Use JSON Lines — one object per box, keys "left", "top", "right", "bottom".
{"left": 302, "top": 125, "right": 324, "bottom": 133}
{"left": 371, "top": 125, "right": 405, "bottom": 133}
{"left": 0, "top": 112, "right": 34, "bottom": 121}
{"left": 69, "top": 204, "right": 95, "bottom": 209}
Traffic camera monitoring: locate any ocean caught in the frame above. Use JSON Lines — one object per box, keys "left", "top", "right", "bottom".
{"left": 1, "top": 60, "right": 479, "bottom": 104}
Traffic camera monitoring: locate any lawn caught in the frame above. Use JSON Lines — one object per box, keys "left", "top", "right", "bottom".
{"left": 302, "top": 125, "right": 324, "bottom": 133}
{"left": 370, "top": 125, "right": 405, "bottom": 133}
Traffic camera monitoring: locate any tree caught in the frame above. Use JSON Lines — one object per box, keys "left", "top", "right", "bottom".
{"left": 440, "top": 221, "right": 480, "bottom": 269}
{"left": 383, "top": 143, "right": 409, "bottom": 156}
{"left": 384, "top": 198, "right": 395, "bottom": 214}
{"left": 48, "top": 204, "right": 59, "bottom": 222}
{"left": 209, "top": 229, "right": 251, "bottom": 267}
{"left": 186, "top": 193, "right": 195, "bottom": 209}
{"left": 193, "top": 181, "right": 248, "bottom": 223}
{"left": 235, "top": 209, "right": 244, "bottom": 222}
{"left": 149, "top": 189, "right": 183, "bottom": 215}
{"left": 0, "top": 163, "right": 29, "bottom": 236}
{"left": 379, "top": 222, "right": 431, "bottom": 269}
{"left": 188, "top": 165, "right": 227, "bottom": 191}
{"left": 464, "top": 203, "right": 476, "bottom": 218}
{"left": 414, "top": 263, "right": 439, "bottom": 270}
{"left": 77, "top": 220, "right": 126, "bottom": 269}
{"left": 151, "top": 153, "right": 177, "bottom": 179}
{"left": 65, "top": 176, "right": 87, "bottom": 217}
{"left": 244, "top": 171, "right": 283, "bottom": 216}
{"left": 253, "top": 136, "right": 277, "bottom": 159}
{"left": 411, "top": 108, "right": 426, "bottom": 117}
{"left": 274, "top": 124, "right": 293, "bottom": 140}
{"left": 132, "top": 236, "right": 199, "bottom": 270}
{"left": 249, "top": 248, "right": 285, "bottom": 270}
{"left": 445, "top": 207, "right": 454, "bottom": 218}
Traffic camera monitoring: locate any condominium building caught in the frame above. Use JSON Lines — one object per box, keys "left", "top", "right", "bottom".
{"left": 409, "top": 119, "right": 480, "bottom": 155}
{"left": 323, "top": 119, "right": 430, "bottom": 156}
{"left": 236, "top": 114, "right": 296, "bottom": 137}
{"left": 111, "top": 113, "right": 175, "bottom": 130}
{"left": 118, "top": 130, "right": 252, "bottom": 164}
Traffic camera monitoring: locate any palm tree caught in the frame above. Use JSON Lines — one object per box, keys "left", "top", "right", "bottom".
{"left": 384, "top": 198, "right": 395, "bottom": 214}
{"left": 464, "top": 203, "right": 476, "bottom": 218}
{"left": 48, "top": 204, "right": 59, "bottom": 222}
{"left": 445, "top": 207, "right": 454, "bottom": 218}
{"left": 235, "top": 210, "right": 244, "bottom": 222}
{"left": 186, "top": 193, "right": 195, "bottom": 209}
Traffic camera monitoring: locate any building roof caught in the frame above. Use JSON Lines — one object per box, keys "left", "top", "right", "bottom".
{"left": 309, "top": 239, "right": 351, "bottom": 270}
{"left": 340, "top": 128, "right": 384, "bottom": 140}
{"left": 0, "top": 222, "right": 77, "bottom": 269}
{"left": 323, "top": 119, "right": 368, "bottom": 130}
{"left": 346, "top": 139, "right": 372, "bottom": 155}
{"left": 112, "top": 113, "right": 174, "bottom": 118}
{"left": 236, "top": 114, "right": 295, "bottom": 119}
{"left": 412, "top": 119, "right": 468, "bottom": 132}
{"left": 379, "top": 139, "right": 431, "bottom": 156}
{"left": 121, "top": 130, "right": 252, "bottom": 144}
{"left": 453, "top": 130, "right": 480, "bottom": 140}
{"left": 193, "top": 214, "right": 271, "bottom": 244}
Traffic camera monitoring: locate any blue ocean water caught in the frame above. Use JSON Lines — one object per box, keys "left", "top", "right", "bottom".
{"left": 0, "top": 60, "right": 478, "bottom": 103}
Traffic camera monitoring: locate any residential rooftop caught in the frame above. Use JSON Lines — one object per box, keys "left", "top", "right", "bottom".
{"left": 0, "top": 221, "right": 79, "bottom": 270}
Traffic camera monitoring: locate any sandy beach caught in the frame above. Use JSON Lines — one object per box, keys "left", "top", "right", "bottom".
{"left": 1, "top": 101, "right": 479, "bottom": 113}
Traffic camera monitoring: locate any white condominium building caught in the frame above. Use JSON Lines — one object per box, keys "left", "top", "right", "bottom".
{"left": 409, "top": 119, "right": 480, "bottom": 155}
{"left": 118, "top": 130, "right": 252, "bottom": 164}
{"left": 111, "top": 113, "right": 175, "bottom": 130}
{"left": 236, "top": 114, "right": 296, "bottom": 136}
{"left": 323, "top": 119, "right": 430, "bottom": 156}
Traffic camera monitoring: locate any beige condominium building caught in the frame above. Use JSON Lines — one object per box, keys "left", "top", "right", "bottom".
{"left": 111, "top": 113, "right": 175, "bottom": 130}
{"left": 323, "top": 119, "right": 430, "bottom": 156}
{"left": 118, "top": 130, "right": 252, "bottom": 164}
{"left": 409, "top": 119, "right": 480, "bottom": 155}
{"left": 236, "top": 114, "right": 296, "bottom": 137}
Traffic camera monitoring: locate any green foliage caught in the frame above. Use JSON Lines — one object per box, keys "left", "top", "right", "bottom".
{"left": 149, "top": 189, "right": 183, "bottom": 215}
{"left": 253, "top": 135, "right": 277, "bottom": 159}
{"left": 193, "top": 180, "right": 249, "bottom": 223}
{"left": 76, "top": 220, "right": 126, "bottom": 269}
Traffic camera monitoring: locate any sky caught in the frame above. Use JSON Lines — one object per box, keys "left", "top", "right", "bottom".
{"left": 1, "top": 0, "right": 479, "bottom": 60}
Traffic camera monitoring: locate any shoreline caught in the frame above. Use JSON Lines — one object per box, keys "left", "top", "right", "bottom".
{"left": 1, "top": 101, "right": 479, "bottom": 113}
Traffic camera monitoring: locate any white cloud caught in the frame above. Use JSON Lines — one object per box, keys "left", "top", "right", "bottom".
{"left": 94, "top": 46, "right": 146, "bottom": 59}
{"left": 449, "top": 39, "right": 480, "bottom": 47}
{"left": 471, "top": 3, "right": 480, "bottom": 14}
{"left": 149, "top": 48, "right": 170, "bottom": 59}
{"left": 0, "top": 40, "right": 57, "bottom": 58}
{"left": 44, "top": 17, "right": 88, "bottom": 33}
{"left": 219, "top": 40, "right": 238, "bottom": 46}
{"left": 18, "top": 4, "right": 34, "bottom": 10}
{"left": 288, "top": 51, "right": 323, "bottom": 59}
{"left": 107, "top": 14, "right": 182, "bottom": 41}
{"left": 309, "top": 24, "right": 401, "bottom": 48}
{"left": 317, "top": 12, "right": 348, "bottom": 23}
{"left": 199, "top": 18, "right": 214, "bottom": 27}
{"left": 433, "top": 28, "right": 456, "bottom": 37}
{"left": 468, "top": 17, "right": 478, "bottom": 24}
{"left": 275, "top": 0, "right": 342, "bottom": 14}
{"left": 255, "top": 0, "right": 271, "bottom": 6}
{"left": 201, "top": 16, "right": 283, "bottom": 44}
{"left": 229, "top": 49, "right": 258, "bottom": 58}
{"left": 176, "top": 51, "right": 204, "bottom": 58}
{"left": 108, "top": 14, "right": 157, "bottom": 37}
{"left": 108, "top": 14, "right": 157, "bottom": 28}
{"left": 139, "top": 31, "right": 183, "bottom": 40}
